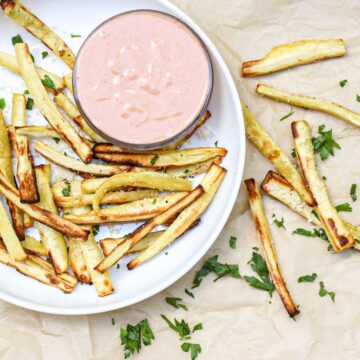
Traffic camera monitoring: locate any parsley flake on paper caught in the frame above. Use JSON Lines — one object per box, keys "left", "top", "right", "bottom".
{"left": 311, "top": 125, "right": 341, "bottom": 161}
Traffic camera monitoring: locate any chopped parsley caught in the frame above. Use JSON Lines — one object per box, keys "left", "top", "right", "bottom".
{"left": 350, "top": 184, "right": 357, "bottom": 202}
{"left": 311, "top": 125, "right": 341, "bottom": 161}
{"left": 71, "top": 33, "right": 81, "bottom": 38}
{"left": 319, "top": 281, "right": 335, "bottom": 302}
{"left": 64, "top": 151, "right": 68, "bottom": 156}
{"left": 214, "top": 140, "right": 218, "bottom": 147}
{"left": 24, "top": 90, "right": 29, "bottom": 95}
{"left": 339, "top": 79, "right": 348, "bottom": 87}
{"left": 25, "top": 97, "right": 34, "bottom": 110}
{"left": 272, "top": 214, "right": 286, "bottom": 229}
{"left": 322, "top": 176, "right": 327, "bottom": 181}
{"left": 152, "top": 198, "right": 157, "bottom": 205}
{"left": 0, "top": 98, "right": 5, "bottom": 110}
{"left": 161, "top": 315, "right": 191, "bottom": 340}
{"left": 53, "top": 137, "right": 60, "bottom": 144}
{"left": 192, "top": 323, "right": 202, "bottom": 332}
{"left": 357, "top": 94, "right": 360, "bottom": 103}
{"left": 150, "top": 155, "right": 159, "bottom": 165}
{"left": 298, "top": 273, "right": 317, "bottom": 283}
{"left": 61, "top": 182, "right": 71, "bottom": 197}
{"left": 41, "top": 51, "right": 49, "bottom": 59}
{"left": 92, "top": 225, "right": 100, "bottom": 236}
{"left": 335, "top": 202, "right": 352, "bottom": 212}
{"left": 244, "top": 251, "right": 275, "bottom": 297}
{"left": 291, "top": 148, "right": 296, "bottom": 158}
{"left": 191, "top": 255, "right": 240, "bottom": 289}
{"left": 111, "top": 318, "right": 115, "bottom": 325}
{"left": 116, "top": 264, "right": 120, "bottom": 269}
{"left": 11, "top": 34, "right": 23, "bottom": 46}
{"left": 184, "top": 288, "right": 194, "bottom": 299}
{"left": 279, "top": 108, "right": 294, "bottom": 121}
{"left": 292, "top": 228, "right": 312, "bottom": 237}
{"left": 181, "top": 343, "right": 201, "bottom": 360}
{"left": 293, "top": 227, "right": 333, "bottom": 252}
{"left": 41, "top": 75, "right": 56, "bottom": 91}
{"left": 229, "top": 236, "right": 237, "bottom": 249}
{"left": 120, "top": 319, "right": 154, "bottom": 358}
{"left": 165, "top": 297, "right": 188, "bottom": 311}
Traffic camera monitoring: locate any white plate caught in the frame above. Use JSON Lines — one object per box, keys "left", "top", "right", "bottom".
{"left": 0, "top": 0, "right": 245, "bottom": 314}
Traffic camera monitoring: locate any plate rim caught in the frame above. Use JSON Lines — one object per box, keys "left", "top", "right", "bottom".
{"left": 0, "top": 0, "right": 246, "bottom": 315}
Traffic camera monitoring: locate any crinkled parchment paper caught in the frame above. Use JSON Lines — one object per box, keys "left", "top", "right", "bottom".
{"left": 2, "top": 0, "right": 360, "bottom": 359}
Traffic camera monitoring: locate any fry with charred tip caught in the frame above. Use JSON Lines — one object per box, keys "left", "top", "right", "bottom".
{"left": 10, "top": 94, "right": 39, "bottom": 203}
{"left": 256, "top": 84, "right": 360, "bottom": 129}
{"left": 242, "top": 103, "right": 315, "bottom": 206}
{"left": 292, "top": 120, "right": 355, "bottom": 252}
{"left": 1, "top": 0, "right": 76, "bottom": 68}
{"left": 128, "top": 164, "right": 226, "bottom": 269}
{"left": 242, "top": 39, "right": 346, "bottom": 77}
{"left": 95, "top": 185, "right": 204, "bottom": 273}
{"left": 15, "top": 43, "right": 93, "bottom": 163}
{"left": 245, "top": 178, "right": 299, "bottom": 318}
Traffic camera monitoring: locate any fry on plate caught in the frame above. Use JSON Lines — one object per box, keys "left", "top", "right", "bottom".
{"left": 95, "top": 185, "right": 204, "bottom": 273}
{"left": 292, "top": 120, "right": 355, "bottom": 252}
{"left": 256, "top": 84, "right": 360, "bottom": 129}
{"left": 91, "top": 172, "right": 193, "bottom": 216}
{"left": 128, "top": 163, "right": 226, "bottom": 269}
{"left": 0, "top": 109, "right": 24, "bottom": 239}
{"left": 15, "top": 125, "right": 61, "bottom": 138}
{"left": 242, "top": 39, "right": 346, "bottom": 77}
{"left": 10, "top": 94, "right": 39, "bottom": 203}
{"left": 245, "top": 178, "right": 299, "bottom": 318}
{"left": 94, "top": 147, "right": 227, "bottom": 169}
{"left": 21, "top": 236, "right": 47, "bottom": 256}
{"left": 63, "top": 192, "right": 189, "bottom": 225}
{"left": 1, "top": 0, "right": 76, "bottom": 68}
{"left": 0, "top": 51, "right": 64, "bottom": 92}
{"left": 15, "top": 43, "right": 93, "bottom": 163}
{"left": 63, "top": 73, "right": 73, "bottom": 94}
{"left": 34, "top": 141, "right": 129, "bottom": 176}
{"left": 0, "top": 169, "right": 89, "bottom": 240}
{"left": 34, "top": 165, "right": 68, "bottom": 274}
{"left": 242, "top": 103, "right": 315, "bottom": 206}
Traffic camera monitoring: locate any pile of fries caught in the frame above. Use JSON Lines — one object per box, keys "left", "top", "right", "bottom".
{"left": 0, "top": 1, "right": 227, "bottom": 297}
{"left": 242, "top": 37, "right": 360, "bottom": 317}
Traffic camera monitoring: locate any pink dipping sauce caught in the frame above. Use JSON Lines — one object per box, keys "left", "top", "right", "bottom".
{"left": 74, "top": 10, "right": 211, "bottom": 146}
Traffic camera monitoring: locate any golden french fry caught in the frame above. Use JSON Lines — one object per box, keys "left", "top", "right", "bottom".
{"left": 34, "top": 165, "right": 68, "bottom": 274}
{"left": 245, "top": 178, "right": 299, "bottom": 318}
{"left": 0, "top": 109, "right": 24, "bottom": 239}
{"left": 34, "top": 141, "right": 128, "bottom": 176}
{"left": 242, "top": 103, "right": 315, "bottom": 206}
{"left": 256, "top": 84, "right": 360, "bottom": 129}
{"left": 0, "top": 169, "right": 89, "bottom": 240}
{"left": 292, "top": 120, "right": 354, "bottom": 252}
{"left": 1, "top": 0, "right": 75, "bottom": 68}
{"left": 63, "top": 192, "right": 189, "bottom": 225}
{"left": 55, "top": 93, "right": 106, "bottom": 143}
{"left": 128, "top": 164, "right": 226, "bottom": 269}
{"left": 242, "top": 39, "right": 346, "bottom": 77}
{"left": 10, "top": 94, "right": 39, "bottom": 203}
{"left": 15, "top": 43, "right": 92, "bottom": 163}
{"left": 15, "top": 125, "right": 59, "bottom": 138}
{"left": 0, "top": 51, "right": 64, "bottom": 91}
{"left": 21, "top": 236, "right": 47, "bottom": 256}
{"left": 23, "top": 213, "right": 33, "bottom": 228}
{"left": 91, "top": 172, "right": 193, "bottom": 216}
{"left": 64, "top": 73, "right": 73, "bottom": 95}
{"left": 95, "top": 186, "right": 204, "bottom": 273}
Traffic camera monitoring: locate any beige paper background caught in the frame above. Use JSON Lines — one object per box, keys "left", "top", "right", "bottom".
{"left": 2, "top": 0, "right": 360, "bottom": 359}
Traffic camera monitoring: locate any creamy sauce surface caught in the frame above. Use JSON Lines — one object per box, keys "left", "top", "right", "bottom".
{"left": 75, "top": 11, "right": 210, "bottom": 144}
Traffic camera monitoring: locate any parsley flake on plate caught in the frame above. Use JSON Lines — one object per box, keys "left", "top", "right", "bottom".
{"left": 150, "top": 155, "right": 159, "bottom": 165}
{"left": 42, "top": 51, "right": 49, "bottom": 59}
{"left": 311, "top": 125, "right": 341, "bottom": 161}
{"left": 0, "top": 98, "right": 5, "bottom": 110}
{"left": 26, "top": 97, "right": 34, "bottom": 110}
{"left": 61, "top": 182, "right": 71, "bottom": 197}
{"left": 41, "top": 75, "right": 56, "bottom": 91}
{"left": 339, "top": 79, "right": 347, "bottom": 87}
{"left": 92, "top": 225, "right": 100, "bottom": 236}
{"left": 335, "top": 202, "right": 352, "bottom": 212}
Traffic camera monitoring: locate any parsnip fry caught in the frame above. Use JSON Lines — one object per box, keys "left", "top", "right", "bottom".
{"left": 292, "top": 120, "right": 354, "bottom": 252}
{"left": 69, "top": 181, "right": 113, "bottom": 295}
{"left": 256, "top": 84, "right": 360, "bottom": 129}
{"left": 55, "top": 93, "right": 106, "bottom": 143}
{"left": 128, "top": 164, "right": 226, "bottom": 269}
{"left": 0, "top": 202, "right": 26, "bottom": 261}
{"left": 0, "top": 243, "right": 75, "bottom": 293}
{"left": 92, "top": 172, "right": 193, "bottom": 216}
{"left": 23, "top": 213, "right": 33, "bottom": 228}
{"left": 94, "top": 147, "right": 227, "bottom": 168}
{"left": 64, "top": 73, "right": 73, "bottom": 95}
{"left": 21, "top": 236, "right": 47, "bottom": 256}
{"left": 34, "top": 141, "right": 128, "bottom": 176}
{"left": 1, "top": 0, "right": 75, "bottom": 68}
{"left": 0, "top": 51, "right": 64, "bottom": 91}
{"left": 245, "top": 178, "right": 299, "bottom": 318}
{"left": 242, "top": 39, "right": 346, "bottom": 77}
{"left": 63, "top": 192, "right": 188, "bottom": 225}
{"left": 95, "top": 186, "right": 204, "bottom": 273}
{"left": 34, "top": 165, "right": 68, "bottom": 274}
{"left": 15, "top": 125, "right": 59, "bottom": 138}
{"left": 15, "top": 43, "right": 92, "bottom": 163}
{"left": 0, "top": 110, "right": 24, "bottom": 239}
{"left": 68, "top": 236, "right": 90, "bottom": 284}
{"left": 10, "top": 94, "right": 38, "bottom": 203}
{"left": 54, "top": 189, "right": 158, "bottom": 208}
{"left": 0, "top": 170, "right": 88, "bottom": 239}
{"left": 242, "top": 103, "right": 315, "bottom": 206}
